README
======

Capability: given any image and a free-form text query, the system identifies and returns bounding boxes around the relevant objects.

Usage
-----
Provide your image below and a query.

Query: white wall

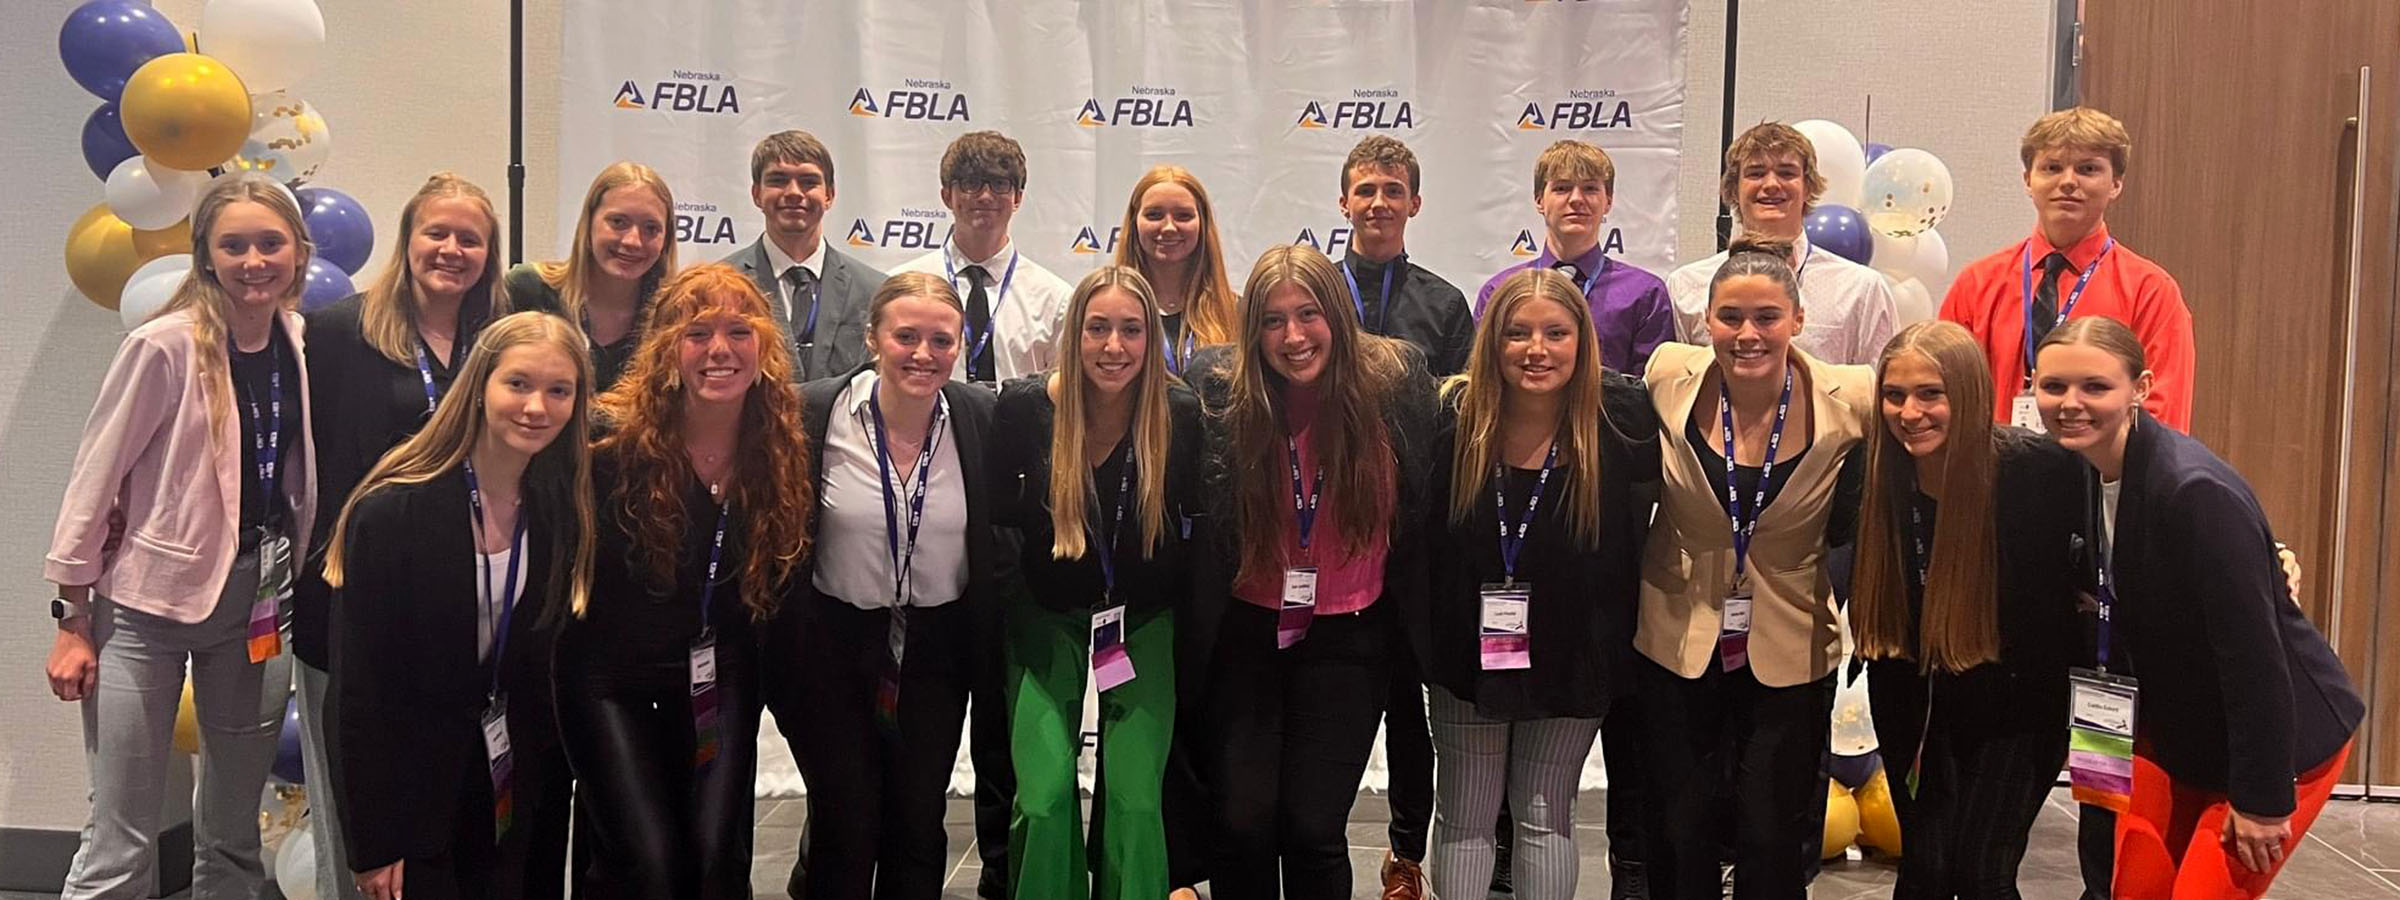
[0,0,2050,834]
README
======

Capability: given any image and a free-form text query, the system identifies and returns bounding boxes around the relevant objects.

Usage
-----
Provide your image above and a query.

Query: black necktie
[784,266,818,378]
[962,264,994,382]
[1550,259,1583,288]
[2029,252,2073,346]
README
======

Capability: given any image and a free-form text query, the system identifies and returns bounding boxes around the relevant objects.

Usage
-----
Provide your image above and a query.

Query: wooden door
[2081,2,2400,790]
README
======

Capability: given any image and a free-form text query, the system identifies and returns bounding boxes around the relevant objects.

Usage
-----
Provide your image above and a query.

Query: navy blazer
[723,238,888,383]
[2083,410,2364,816]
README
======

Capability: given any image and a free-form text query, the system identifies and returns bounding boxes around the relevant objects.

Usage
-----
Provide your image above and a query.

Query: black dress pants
[1382,637,1434,861]
[1870,662,2070,900]
[1639,657,1835,900]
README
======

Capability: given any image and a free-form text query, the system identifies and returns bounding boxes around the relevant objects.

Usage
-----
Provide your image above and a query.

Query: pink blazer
[46,307,318,624]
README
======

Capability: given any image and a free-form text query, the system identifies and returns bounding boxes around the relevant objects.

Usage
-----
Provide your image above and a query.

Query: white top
[893,237,1073,382]
[811,369,970,610]
[2100,479,2122,560]
[761,237,828,324]
[1665,234,1901,366]
[475,544,529,661]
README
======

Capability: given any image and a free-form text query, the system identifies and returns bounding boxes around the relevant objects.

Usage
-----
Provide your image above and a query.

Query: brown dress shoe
[1381,849,1427,900]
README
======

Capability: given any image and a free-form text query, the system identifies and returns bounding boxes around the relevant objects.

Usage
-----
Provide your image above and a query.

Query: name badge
[1478,583,1531,670]
[690,632,722,768]
[689,633,718,689]
[2065,667,2140,814]
[1277,566,1319,649]
[246,531,294,663]
[1721,586,1754,634]
[481,699,515,838]
[1090,605,1137,692]
[2011,391,2045,432]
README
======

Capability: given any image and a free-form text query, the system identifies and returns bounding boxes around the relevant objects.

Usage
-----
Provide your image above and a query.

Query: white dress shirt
[811,369,970,610]
[1665,233,1900,366]
[762,236,826,325]
[893,237,1072,382]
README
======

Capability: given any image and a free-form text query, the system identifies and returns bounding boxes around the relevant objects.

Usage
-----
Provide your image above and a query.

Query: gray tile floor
[11,790,2395,899]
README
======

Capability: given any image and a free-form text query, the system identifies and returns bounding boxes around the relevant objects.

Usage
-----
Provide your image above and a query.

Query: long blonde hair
[538,162,678,327]
[1441,268,1606,549]
[1852,320,2001,672]
[1219,244,1404,583]
[322,312,597,618]
[1114,165,1238,347]
[1047,266,1173,560]
[357,173,511,364]
[151,172,313,441]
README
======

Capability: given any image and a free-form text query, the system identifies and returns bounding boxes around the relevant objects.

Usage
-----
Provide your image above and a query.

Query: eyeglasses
[948,178,1019,197]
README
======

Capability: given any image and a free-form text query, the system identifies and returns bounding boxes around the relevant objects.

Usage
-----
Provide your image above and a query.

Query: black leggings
[556,635,761,900]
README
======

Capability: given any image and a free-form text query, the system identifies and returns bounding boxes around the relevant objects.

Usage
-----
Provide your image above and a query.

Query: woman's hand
[355,860,405,900]
[2223,808,2291,873]
[46,624,97,702]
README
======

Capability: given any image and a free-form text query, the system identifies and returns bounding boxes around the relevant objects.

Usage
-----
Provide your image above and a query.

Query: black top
[1866,430,2086,762]
[1424,373,1661,719]
[2083,410,2364,816]
[294,291,517,668]
[503,263,647,393]
[570,444,755,689]
[230,328,304,545]
[330,469,567,870]
[1342,248,1476,377]
[990,376,1206,617]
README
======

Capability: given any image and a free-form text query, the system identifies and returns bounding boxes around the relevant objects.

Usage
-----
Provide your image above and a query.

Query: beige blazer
[1635,342,1872,687]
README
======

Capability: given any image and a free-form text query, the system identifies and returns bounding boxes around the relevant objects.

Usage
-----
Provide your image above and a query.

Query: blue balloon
[1804,203,1873,265]
[296,187,375,276]
[58,0,185,102]
[272,696,306,784]
[301,258,355,312]
[1829,752,1881,790]
[80,102,140,181]
[1864,142,1894,165]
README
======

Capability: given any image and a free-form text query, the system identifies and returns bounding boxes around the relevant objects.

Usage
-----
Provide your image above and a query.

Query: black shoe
[1490,840,1514,896]
[978,863,1007,900]
[1610,856,1649,900]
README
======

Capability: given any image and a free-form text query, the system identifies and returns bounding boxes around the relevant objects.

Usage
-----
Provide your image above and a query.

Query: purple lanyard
[1493,440,1559,584]
[1720,364,1794,581]
[698,502,729,633]
[411,343,443,415]
[1283,433,1326,550]
[234,338,284,506]
[1091,452,1133,604]
[1162,323,1195,376]
[944,247,1021,366]
[1340,259,1399,333]
[1907,499,1930,589]
[2018,238,2115,379]
[463,457,528,704]
[869,391,948,607]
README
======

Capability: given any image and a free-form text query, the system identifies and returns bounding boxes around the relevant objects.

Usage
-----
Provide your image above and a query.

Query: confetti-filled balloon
[1862,149,1956,239]
[227,91,332,184]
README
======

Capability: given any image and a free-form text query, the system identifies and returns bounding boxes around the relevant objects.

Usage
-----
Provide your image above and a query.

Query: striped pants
[1426,685,1603,900]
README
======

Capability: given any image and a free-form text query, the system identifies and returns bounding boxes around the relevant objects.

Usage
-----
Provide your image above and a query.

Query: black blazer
[330,469,567,870]
[1183,342,1442,693]
[2086,410,2364,816]
[758,366,1014,716]
[989,375,1207,618]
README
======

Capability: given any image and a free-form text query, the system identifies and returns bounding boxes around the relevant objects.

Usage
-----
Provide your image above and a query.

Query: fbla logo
[1078,86,1195,128]
[1510,230,1542,257]
[849,208,953,250]
[673,201,739,246]
[612,70,739,114]
[1070,225,1121,255]
[1298,90,1416,130]
[1516,89,1633,131]
[1295,227,1351,257]
[853,79,971,121]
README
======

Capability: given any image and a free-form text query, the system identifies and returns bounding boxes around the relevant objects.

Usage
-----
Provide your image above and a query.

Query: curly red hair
[594,264,813,621]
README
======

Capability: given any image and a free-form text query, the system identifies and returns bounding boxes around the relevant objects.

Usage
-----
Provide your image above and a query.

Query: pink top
[1234,382,1390,614]
[46,308,318,624]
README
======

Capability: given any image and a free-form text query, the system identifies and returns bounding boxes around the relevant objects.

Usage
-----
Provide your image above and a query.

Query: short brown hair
[1532,140,1615,197]
[750,130,836,189]
[1719,122,1827,213]
[2020,107,2130,177]
[940,130,1028,191]
[1341,135,1420,193]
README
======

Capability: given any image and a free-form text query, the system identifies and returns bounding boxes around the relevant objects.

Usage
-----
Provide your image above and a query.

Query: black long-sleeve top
[502,263,649,394]
[564,444,758,691]
[230,328,304,546]
[990,376,1206,618]
[1423,372,1662,719]
[1342,248,1476,377]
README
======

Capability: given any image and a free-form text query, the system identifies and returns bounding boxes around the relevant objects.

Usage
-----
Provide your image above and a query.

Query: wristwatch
[51,597,87,620]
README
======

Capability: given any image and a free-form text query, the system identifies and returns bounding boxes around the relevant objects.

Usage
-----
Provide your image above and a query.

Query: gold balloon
[173,680,201,755]
[120,53,253,171]
[1857,768,1904,856]
[1822,780,1861,860]
[133,220,194,260]
[65,203,142,310]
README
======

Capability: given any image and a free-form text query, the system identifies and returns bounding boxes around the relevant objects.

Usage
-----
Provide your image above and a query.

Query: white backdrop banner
[559,0,1690,796]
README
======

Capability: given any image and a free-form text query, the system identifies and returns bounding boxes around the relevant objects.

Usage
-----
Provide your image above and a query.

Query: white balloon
[198,0,327,94]
[1870,231,1918,278]
[1871,228,1951,287]
[1862,149,1956,238]
[1889,275,1935,327]
[120,254,194,331]
[1792,119,1867,209]
[275,819,320,900]
[228,91,332,184]
[105,157,209,231]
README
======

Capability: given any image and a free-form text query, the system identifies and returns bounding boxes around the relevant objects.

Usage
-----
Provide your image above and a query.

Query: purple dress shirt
[1476,242,1677,374]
